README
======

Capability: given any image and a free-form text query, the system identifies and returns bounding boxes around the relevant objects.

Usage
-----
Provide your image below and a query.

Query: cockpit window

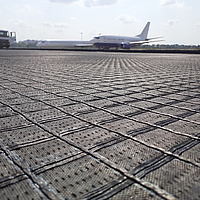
[94,37,100,39]
[0,31,9,37]
[41,41,45,43]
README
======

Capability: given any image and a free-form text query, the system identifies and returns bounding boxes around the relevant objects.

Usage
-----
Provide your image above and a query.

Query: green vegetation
[10,40,39,48]
[10,40,200,51]
[138,44,200,50]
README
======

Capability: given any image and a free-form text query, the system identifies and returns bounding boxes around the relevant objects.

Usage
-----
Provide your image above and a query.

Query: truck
[0,30,16,49]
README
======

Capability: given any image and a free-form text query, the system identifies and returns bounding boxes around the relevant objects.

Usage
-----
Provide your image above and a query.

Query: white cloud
[70,17,77,21]
[160,0,175,6]
[159,0,186,8]
[54,22,69,28]
[56,29,64,33]
[196,23,200,28]
[48,0,118,6]
[43,22,52,27]
[84,0,118,7]
[11,19,32,29]
[43,22,69,28]
[8,5,41,13]
[118,14,137,24]
[167,19,178,26]
[22,5,41,13]
[48,0,78,4]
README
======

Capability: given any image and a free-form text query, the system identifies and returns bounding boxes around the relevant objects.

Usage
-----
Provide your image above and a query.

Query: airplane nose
[90,39,94,44]
[36,42,41,47]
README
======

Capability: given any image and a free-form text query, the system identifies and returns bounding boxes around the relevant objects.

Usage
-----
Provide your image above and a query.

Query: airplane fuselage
[36,40,92,48]
[89,35,143,49]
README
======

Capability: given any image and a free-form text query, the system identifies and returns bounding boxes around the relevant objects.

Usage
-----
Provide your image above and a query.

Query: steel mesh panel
[125,87,145,93]
[131,111,170,124]
[165,121,200,137]
[0,115,31,131]
[0,92,20,99]
[0,106,17,117]
[0,153,24,181]
[1,83,22,89]
[164,94,187,100]
[60,103,95,115]
[0,179,47,200]
[111,89,131,95]
[42,116,89,134]
[78,110,117,124]
[148,97,173,104]
[142,90,164,96]
[72,94,99,102]
[88,99,114,108]
[102,118,146,134]
[175,101,200,111]
[144,159,200,200]
[185,113,200,123]
[39,155,121,199]
[0,125,52,147]
[155,106,190,116]
[134,129,188,151]
[4,96,35,105]
[30,94,59,101]
[65,126,121,149]
[27,108,67,122]
[14,102,51,112]
[96,139,161,172]
[92,91,115,98]
[14,139,81,169]
[41,87,66,94]
[109,183,162,200]
[44,98,76,107]
[127,100,159,109]
[186,97,200,104]
[108,95,133,102]
[57,91,82,97]
[105,104,140,116]
[76,88,98,94]
[22,90,47,97]
[181,143,200,164]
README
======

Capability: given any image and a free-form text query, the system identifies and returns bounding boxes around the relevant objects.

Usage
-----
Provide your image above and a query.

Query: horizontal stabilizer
[129,39,164,47]
[147,36,164,41]
[148,39,165,43]
[129,41,149,45]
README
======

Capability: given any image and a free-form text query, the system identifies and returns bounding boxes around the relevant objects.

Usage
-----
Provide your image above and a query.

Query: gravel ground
[0,50,200,200]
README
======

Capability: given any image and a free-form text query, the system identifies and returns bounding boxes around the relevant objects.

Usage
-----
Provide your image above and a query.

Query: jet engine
[120,43,130,49]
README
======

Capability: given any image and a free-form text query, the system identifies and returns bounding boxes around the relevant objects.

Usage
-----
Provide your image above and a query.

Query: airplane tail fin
[137,22,150,40]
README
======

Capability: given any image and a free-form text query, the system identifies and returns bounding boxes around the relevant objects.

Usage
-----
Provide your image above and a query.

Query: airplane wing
[147,36,164,41]
[129,38,164,46]
[129,41,149,45]
[148,39,165,43]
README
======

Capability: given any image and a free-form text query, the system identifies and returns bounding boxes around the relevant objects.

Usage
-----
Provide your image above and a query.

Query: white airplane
[36,40,93,49]
[36,22,163,49]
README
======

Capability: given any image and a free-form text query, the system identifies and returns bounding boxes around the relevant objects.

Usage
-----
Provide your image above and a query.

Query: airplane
[36,40,93,49]
[36,22,163,49]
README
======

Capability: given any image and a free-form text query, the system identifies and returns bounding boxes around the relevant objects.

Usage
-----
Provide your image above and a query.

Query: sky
[1,0,200,44]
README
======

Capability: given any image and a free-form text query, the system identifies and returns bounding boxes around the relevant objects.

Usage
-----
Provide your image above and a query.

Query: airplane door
[103,36,106,43]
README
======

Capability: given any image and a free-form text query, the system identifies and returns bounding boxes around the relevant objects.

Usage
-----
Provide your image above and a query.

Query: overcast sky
[1,0,200,44]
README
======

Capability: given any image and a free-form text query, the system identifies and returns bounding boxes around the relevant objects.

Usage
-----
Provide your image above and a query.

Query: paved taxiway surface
[0,50,200,200]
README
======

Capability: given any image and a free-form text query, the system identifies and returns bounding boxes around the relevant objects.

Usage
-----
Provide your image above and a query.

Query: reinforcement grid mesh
[0,50,200,200]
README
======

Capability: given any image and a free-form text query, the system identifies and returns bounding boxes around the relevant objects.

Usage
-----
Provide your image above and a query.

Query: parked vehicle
[0,30,16,49]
